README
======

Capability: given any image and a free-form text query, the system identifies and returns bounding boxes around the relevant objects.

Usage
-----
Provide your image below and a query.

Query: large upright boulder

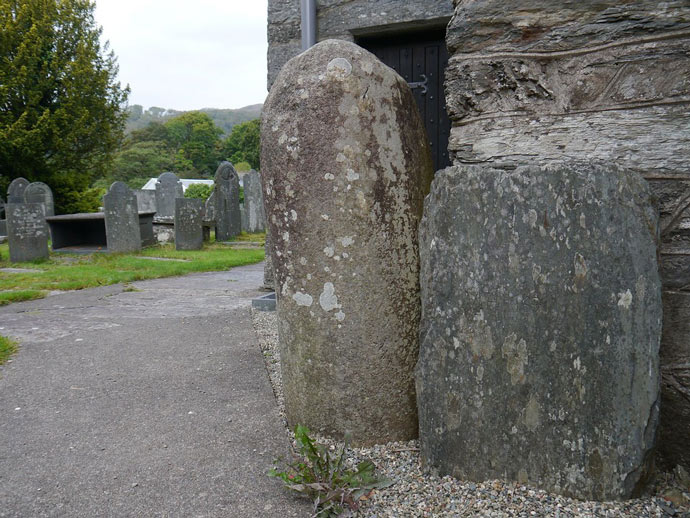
[417,162,661,500]
[443,1,690,468]
[262,40,434,445]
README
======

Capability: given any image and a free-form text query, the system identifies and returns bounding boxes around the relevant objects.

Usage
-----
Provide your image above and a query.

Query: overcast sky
[93,1,269,111]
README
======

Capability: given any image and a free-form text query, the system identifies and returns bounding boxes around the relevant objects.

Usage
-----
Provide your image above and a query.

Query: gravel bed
[251,309,690,518]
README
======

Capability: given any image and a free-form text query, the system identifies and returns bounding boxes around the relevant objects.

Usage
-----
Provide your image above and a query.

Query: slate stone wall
[443,0,690,470]
[267,0,454,89]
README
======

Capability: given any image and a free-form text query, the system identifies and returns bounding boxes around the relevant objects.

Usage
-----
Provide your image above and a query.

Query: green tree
[221,118,260,170]
[0,0,129,213]
[184,183,213,200]
[164,111,222,176]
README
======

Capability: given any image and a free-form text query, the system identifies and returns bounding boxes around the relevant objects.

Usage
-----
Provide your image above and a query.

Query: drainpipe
[300,0,317,51]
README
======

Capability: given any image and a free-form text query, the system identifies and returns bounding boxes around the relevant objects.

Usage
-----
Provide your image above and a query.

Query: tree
[221,118,260,170]
[163,111,222,177]
[0,0,129,213]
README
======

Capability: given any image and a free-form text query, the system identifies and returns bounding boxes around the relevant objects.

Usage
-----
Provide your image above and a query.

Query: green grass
[0,239,265,305]
[0,335,18,365]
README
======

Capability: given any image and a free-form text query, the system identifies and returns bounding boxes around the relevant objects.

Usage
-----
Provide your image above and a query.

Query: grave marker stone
[7,178,29,204]
[103,182,141,253]
[243,169,265,233]
[24,182,55,217]
[154,172,183,219]
[6,203,49,262]
[174,198,203,250]
[416,162,662,500]
[214,162,241,241]
[262,40,434,445]
[135,189,157,214]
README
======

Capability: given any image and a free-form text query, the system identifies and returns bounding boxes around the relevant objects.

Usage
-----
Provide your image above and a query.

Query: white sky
[93,0,269,111]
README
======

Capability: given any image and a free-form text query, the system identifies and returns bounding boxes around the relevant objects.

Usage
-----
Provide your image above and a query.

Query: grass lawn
[0,335,18,365]
[0,233,265,306]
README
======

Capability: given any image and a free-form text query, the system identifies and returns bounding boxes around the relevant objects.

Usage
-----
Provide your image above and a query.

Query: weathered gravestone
[154,172,183,219]
[174,198,203,250]
[6,203,49,262]
[242,170,265,233]
[416,162,661,500]
[7,178,30,204]
[24,182,55,217]
[262,39,434,445]
[135,189,157,214]
[213,162,241,241]
[103,182,141,253]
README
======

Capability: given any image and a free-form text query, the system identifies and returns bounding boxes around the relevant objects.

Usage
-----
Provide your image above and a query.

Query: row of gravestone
[0,178,55,236]
[140,167,265,243]
[262,40,666,501]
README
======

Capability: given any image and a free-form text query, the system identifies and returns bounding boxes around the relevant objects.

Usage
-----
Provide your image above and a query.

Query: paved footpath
[0,262,309,517]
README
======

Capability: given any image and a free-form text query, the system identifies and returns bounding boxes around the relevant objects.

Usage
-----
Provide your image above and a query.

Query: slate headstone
[154,172,183,219]
[103,182,141,253]
[135,189,157,214]
[243,170,265,233]
[213,162,241,241]
[416,162,661,500]
[24,182,55,217]
[6,203,50,262]
[174,198,203,250]
[262,40,434,445]
[7,178,29,204]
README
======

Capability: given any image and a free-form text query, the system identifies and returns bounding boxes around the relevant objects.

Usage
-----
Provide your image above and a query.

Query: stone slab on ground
[0,262,309,517]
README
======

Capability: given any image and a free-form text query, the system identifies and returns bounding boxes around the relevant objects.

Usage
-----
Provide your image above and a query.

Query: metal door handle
[408,74,428,95]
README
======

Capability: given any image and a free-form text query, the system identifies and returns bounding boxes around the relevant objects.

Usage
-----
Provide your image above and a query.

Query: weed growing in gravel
[270,425,393,517]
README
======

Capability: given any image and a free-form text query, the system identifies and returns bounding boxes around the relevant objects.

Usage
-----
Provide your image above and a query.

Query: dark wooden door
[358,30,451,171]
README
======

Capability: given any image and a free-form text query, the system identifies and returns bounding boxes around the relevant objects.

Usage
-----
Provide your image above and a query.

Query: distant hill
[125,104,263,135]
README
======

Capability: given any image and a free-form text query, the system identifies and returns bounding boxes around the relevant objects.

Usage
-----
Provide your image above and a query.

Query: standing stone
[24,182,55,217]
[6,203,49,262]
[103,182,141,253]
[154,172,183,219]
[443,1,690,468]
[174,198,203,250]
[213,162,241,241]
[7,178,29,204]
[417,162,661,500]
[243,170,266,233]
[262,40,434,445]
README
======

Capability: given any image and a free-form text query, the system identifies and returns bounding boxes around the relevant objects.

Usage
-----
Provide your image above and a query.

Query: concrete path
[0,263,309,517]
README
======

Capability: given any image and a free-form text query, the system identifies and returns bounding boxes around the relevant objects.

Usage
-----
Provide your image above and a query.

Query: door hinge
[408,74,428,95]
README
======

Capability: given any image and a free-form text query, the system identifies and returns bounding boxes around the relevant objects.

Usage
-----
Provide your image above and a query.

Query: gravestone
[243,170,265,233]
[103,182,141,253]
[262,40,434,445]
[24,182,55,217]
[135,189,157,214]
[202,190,216,242]
[174,198,203,250]
[6,203,50,262]
[416,162,661,500]
[154,172,183,219]
[213,162,241,241]
[7,178,29,204]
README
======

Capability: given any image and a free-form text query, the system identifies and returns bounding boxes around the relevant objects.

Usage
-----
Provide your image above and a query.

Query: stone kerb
[261,39,434,445]
[213,162,241,241]
[154,172,183,220]
[416,162,661,500]
[24,182,55,217]
[7,178,30,204]
[174,198,203,250]
[103,181,141,253]
[243,170,266,233]
[6,202,50,262]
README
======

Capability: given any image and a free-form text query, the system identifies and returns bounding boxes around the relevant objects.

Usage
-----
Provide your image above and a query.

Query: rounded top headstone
[24,181,52,199]
[214,161,238,182]
[108,181,131,195]
[157,172,180,186]
[7,177,30,202]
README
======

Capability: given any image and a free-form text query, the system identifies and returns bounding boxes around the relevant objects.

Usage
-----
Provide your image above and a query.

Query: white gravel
[252,309,690,518]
